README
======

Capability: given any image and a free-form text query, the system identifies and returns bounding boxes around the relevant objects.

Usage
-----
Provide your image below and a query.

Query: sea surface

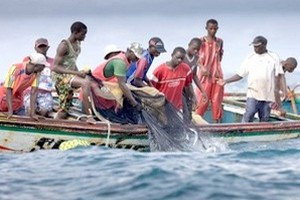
[1,138,300,200]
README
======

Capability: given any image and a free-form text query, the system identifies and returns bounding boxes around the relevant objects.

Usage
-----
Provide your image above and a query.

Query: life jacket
[0,62,37,111]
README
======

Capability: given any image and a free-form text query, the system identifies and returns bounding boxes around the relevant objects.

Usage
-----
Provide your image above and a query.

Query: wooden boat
[199,96,300,144]
[1,95,300,153]
[0,114,149,153]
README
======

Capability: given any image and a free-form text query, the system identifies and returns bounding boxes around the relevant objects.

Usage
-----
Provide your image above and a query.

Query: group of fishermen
[0,19,297,124]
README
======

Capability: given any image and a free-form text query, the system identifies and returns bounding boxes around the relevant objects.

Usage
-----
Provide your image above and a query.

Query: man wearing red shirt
[150,47,194,111]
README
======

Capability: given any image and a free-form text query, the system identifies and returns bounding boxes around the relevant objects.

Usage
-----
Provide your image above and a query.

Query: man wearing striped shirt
[195,19,224,123]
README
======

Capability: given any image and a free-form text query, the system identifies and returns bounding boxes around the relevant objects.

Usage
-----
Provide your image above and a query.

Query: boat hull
[1,98,300,153]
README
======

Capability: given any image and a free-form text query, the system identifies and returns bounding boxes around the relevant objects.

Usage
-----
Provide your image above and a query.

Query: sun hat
[104,44,122,59]
[128,42,144,59]
[149,37,166,53]
[250,36,268,46]
[29,52,50,67]
[35,38,49,47]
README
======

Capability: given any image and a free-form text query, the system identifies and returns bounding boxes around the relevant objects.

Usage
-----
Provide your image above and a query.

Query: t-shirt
[149,62,192,110]
[126,50,153,85]
[0,62,38,111]
[236,51,283,102]
[104,59,127,78]
[183,54,199,73]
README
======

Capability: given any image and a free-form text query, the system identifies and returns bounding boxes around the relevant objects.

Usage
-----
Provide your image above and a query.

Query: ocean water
[1,138,300,200]
[1,1,300,199]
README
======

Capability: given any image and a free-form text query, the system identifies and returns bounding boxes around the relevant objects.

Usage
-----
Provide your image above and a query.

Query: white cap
[128,42,143,59]
[104,44,122,59]
[29,52,50,67]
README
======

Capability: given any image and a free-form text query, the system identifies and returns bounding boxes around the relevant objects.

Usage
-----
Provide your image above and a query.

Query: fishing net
[132,90,209,152]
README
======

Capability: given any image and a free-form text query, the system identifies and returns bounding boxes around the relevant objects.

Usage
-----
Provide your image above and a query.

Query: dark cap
[149,37,166,53]
[35,38,49,47]
[250,36,268,46]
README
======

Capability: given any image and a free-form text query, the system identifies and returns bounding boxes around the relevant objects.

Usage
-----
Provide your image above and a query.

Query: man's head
[28,52,50,73]
[71,21,87,41]
[34,38,49,56]
[284,57,298,73]
[104,44,122,60]
[187,38,201,56]
[127,42,144,62]
[250,36,268,54]
[148,37,166,57]
[205,19,218,37]
[170,47,186,67]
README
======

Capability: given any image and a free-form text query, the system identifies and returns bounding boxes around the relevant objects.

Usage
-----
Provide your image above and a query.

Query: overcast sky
[1,0,299,17]
[1,0,300,90]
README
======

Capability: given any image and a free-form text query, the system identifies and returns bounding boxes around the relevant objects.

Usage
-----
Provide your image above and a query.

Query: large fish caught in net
[132,89,209,152]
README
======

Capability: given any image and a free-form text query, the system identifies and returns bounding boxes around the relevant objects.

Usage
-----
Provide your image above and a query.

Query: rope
[88,90,111,147]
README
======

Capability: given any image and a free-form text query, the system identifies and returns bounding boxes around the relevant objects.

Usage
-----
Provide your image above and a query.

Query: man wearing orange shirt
[0,53,50,120]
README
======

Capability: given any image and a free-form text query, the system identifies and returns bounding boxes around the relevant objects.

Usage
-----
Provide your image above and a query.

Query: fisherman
[52,21,104,123]
[0,53,49,120]
[271,57,298,116]
[278,57,297,100]
[182,37,207,122]
[91,42,144,124]
[149,47,194,111]
[23,38,54,117]
[217,36,283,122]
[126,37,166,87]
[195,19,224,123]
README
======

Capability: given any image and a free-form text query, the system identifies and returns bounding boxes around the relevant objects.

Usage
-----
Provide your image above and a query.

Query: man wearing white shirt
[217,36,282,122]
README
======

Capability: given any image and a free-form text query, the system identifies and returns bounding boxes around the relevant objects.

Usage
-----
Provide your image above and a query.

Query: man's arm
[275,75,283,107]
[193,74,206,94]
[29,86,39,120]
[217,74,243,86]
[278,74,288,100]
[117,76,139,107]
[133,58,148,87]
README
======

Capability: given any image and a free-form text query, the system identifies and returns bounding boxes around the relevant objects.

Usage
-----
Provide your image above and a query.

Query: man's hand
[30,113,45,121]
[216,78,226,86]
[77,70,87,78]
[201,92,208,103]
[201,67,210,77]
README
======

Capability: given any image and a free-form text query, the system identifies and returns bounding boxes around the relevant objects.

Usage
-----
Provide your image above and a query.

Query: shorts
[53,74,75,111]
[24,91,53,113]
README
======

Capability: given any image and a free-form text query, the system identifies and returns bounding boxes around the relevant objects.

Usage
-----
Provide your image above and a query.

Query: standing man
[52,21,95,122]
[183,37,207,122]
[149,47,194,111]
[0,53,49,120]
[217,36,283,122]
[195,19,224,123]
[126,37,166,87]
[24,38,54,117]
